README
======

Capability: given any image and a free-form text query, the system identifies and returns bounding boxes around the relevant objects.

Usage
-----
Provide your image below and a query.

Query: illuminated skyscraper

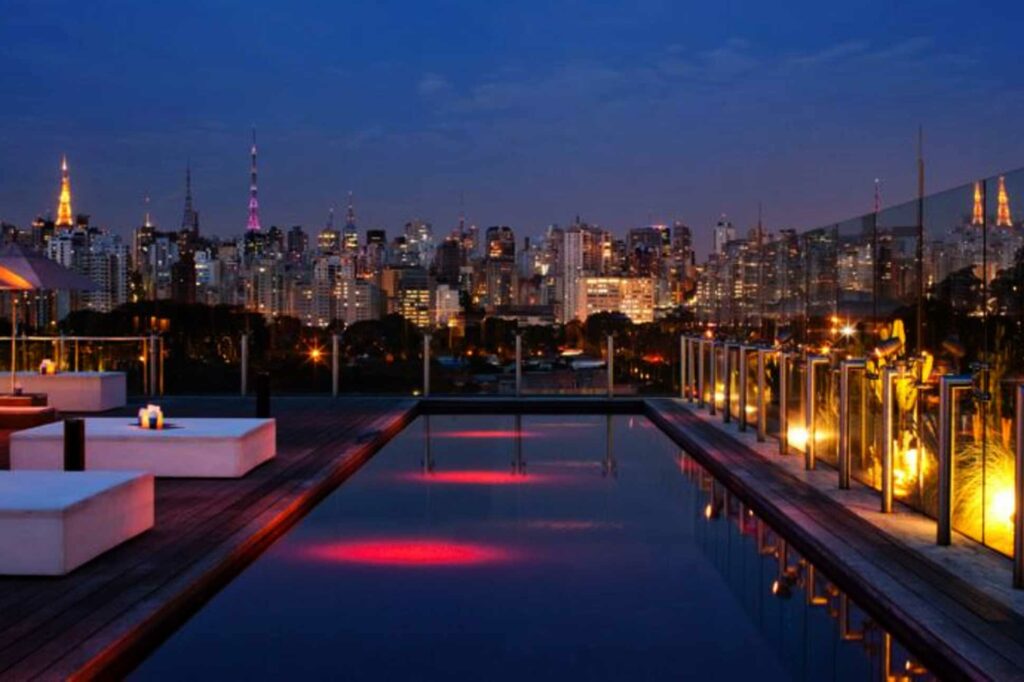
[343,192,358,251]
[56,156,73,228]
[246,129,261,231]
[181,162,199,234]
[997,176,1013,227]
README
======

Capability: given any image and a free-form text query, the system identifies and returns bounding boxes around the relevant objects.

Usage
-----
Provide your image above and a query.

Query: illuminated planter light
[787,426,809,451]
[137,404,165,430]
[38,359,57,375]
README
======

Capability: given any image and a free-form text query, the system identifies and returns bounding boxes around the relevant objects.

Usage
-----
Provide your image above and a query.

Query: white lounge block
[11,418,276,478]
[15,371,127,412]
[0,471,154,576]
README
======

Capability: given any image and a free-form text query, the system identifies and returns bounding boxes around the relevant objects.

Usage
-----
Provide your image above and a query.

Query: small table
[14,372,126,412]
[0,471,154,575]
[11,418,277,478]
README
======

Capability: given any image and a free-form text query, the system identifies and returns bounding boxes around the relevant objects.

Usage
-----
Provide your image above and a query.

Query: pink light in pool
[401,470,548,485]
[304,539,513,566]
[430,429,540,439]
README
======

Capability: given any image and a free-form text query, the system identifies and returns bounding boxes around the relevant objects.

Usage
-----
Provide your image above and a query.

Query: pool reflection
[133,414,935,681]
[685,455,935,681]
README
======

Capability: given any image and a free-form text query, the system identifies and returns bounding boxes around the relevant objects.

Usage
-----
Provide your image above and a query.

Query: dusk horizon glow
[3,0,1024,256]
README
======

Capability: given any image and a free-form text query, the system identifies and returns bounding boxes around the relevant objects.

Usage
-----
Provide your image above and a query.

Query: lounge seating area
[0,470,154,576]
[13,371,127,412]
[10,417,277,478]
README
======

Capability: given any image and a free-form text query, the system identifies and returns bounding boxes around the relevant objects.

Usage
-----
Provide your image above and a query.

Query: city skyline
[3,0,1024,254]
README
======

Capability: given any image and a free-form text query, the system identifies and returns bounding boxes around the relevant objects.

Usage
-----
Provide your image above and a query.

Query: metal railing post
[148,333,158,397]
[515,334,522,397]
[880,365,902,513]
[1015,384,1024,588]
[779,352,789,454]
[679,336,686,400]
[240,333,248,396]
[938,375,972,545]
[331,334,340,397]
[158,336,165,396]
[838,359,867,489]
[723,345,733,424]
[423,334,431,397]
[709,342,718,416]
[756,348,768,442]
[805,354,829,470]
[606,335,614,398]
[687,337,696,403]
[697,339,706,408]
[738,347,748,431]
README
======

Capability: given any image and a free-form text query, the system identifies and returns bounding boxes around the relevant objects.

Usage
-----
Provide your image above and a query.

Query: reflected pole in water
[422,415,434,474]
[602,414,617,478]
[512,413,525,475]
[515,333,522,397]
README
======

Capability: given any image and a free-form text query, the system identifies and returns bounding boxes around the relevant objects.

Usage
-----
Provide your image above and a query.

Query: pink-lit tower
[246,128,261,231]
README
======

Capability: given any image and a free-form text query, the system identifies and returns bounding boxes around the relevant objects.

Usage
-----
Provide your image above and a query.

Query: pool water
[133,415,931,680]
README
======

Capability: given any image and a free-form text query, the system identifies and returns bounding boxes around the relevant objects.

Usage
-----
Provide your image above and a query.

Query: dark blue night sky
[1,0,1022,254]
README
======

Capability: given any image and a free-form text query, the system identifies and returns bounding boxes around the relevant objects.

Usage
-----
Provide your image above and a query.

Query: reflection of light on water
[432,430,540,439]
[303,539,514,566]
[400,471,545,485]
[525,520,624,531]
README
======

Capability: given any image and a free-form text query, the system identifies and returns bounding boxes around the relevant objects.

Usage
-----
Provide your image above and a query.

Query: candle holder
[137,404,165,430]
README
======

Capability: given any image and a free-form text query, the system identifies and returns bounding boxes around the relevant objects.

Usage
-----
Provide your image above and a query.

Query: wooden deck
[0,396,416,681]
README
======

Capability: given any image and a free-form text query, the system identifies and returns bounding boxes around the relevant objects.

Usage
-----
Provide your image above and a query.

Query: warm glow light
[308,347,323,362]
[303,539,514,566]
[992,489,1016,524]
[840,324,856,338]
[787,426,809,450]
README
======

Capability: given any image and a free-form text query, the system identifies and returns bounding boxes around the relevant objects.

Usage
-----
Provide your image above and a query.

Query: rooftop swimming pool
[133,414,934,680]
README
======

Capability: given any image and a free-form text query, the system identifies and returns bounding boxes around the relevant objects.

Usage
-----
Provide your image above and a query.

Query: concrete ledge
[10,418,276,478]
[0,471,154,576]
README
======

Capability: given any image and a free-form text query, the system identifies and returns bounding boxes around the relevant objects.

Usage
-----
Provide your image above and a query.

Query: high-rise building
[343,192,358,252]
[575,276,655,324]
[713,215,736,254]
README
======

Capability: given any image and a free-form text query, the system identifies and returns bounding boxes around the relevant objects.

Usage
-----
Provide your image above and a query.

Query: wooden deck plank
[0,397,416,681]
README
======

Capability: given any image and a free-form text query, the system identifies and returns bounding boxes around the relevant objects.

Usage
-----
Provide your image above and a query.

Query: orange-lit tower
[971,181,984,226]
[996,176,1012,227]
[56,155,73,227]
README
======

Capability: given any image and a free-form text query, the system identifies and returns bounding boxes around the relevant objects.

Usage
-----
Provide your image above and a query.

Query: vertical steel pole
[1014,384,1024,587]
[709,343,718,416]
[839,359,866,489]
[687,338,696,403]
[723,345,734,424]
[779,352,789,454]
[606,335,614,398]
[141,338,149,396]
[881,365,900,513]
[158,336,165,396]
[805,355,829,470]
[240,333,248,396]
[938,375,972,546]
[756,349,767,442]
[739,347,748,431]
[149,333,158,397]
[423,334,431,397]
[680,336,686,399]
[515,334,522,397]
[331,334,340,397]
[697,339,706,408]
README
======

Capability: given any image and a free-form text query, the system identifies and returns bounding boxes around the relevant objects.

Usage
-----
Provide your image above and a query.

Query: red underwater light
[304,539,513,566]
[401,470,546,485]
